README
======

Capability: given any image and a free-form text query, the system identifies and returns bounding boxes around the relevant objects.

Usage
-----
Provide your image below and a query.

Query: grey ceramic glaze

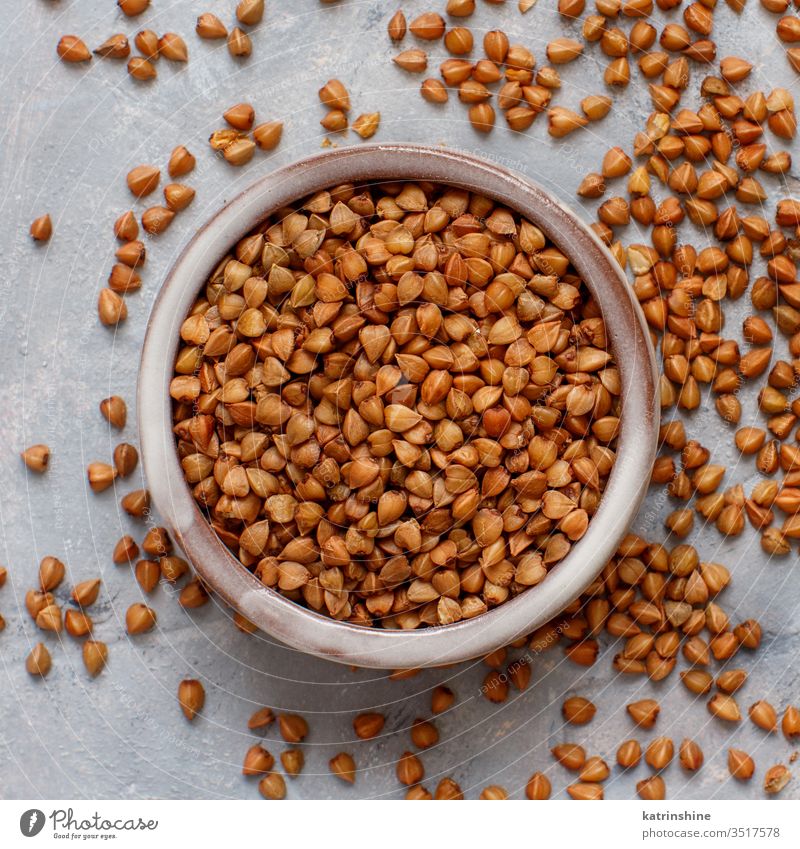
[138,143,659,669]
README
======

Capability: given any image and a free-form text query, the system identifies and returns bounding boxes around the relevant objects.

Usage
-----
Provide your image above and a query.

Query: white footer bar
[1,799,797,848]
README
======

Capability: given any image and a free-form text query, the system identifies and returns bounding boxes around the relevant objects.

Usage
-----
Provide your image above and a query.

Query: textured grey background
[0,0,798,800]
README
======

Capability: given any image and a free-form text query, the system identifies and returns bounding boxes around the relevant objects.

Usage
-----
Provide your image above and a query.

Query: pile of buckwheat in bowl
[170,179,622,629]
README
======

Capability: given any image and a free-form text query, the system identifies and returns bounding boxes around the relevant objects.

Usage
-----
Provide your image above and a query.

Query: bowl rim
[138,142,658,669]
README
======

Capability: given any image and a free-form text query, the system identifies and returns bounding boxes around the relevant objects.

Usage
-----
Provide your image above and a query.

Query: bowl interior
[138,143,659,669]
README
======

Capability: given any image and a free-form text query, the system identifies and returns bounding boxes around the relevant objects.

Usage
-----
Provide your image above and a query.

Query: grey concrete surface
[0,0,799,800]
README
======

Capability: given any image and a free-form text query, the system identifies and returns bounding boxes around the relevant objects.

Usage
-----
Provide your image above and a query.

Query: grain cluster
[172,180,620,627]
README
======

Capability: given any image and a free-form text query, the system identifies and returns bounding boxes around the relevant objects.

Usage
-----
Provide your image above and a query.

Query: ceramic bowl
[138,143,658,669]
